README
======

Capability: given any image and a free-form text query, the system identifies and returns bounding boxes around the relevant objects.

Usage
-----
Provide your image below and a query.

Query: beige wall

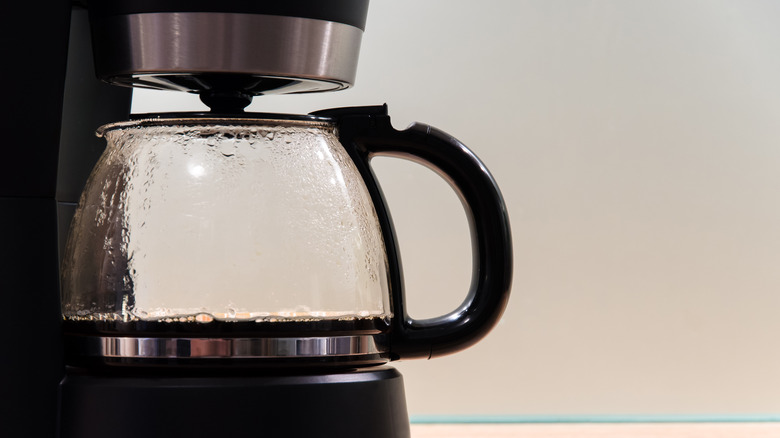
[132,0,780,418]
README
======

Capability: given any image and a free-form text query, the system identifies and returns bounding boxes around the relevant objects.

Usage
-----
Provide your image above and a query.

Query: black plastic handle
[312,105,512,360]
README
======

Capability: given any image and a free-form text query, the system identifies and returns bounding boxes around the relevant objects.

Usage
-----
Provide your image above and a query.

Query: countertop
[409,423,780,437]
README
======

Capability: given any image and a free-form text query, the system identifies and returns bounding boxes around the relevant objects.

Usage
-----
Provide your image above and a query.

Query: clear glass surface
[61,118,390,326]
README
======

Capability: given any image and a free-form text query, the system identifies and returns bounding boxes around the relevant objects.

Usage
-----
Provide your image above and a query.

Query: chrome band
[71,335,384,359]
[92,12,364,94]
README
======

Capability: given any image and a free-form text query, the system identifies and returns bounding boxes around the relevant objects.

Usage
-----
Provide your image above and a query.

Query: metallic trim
[71,335,384,359]
[92,12,364,94]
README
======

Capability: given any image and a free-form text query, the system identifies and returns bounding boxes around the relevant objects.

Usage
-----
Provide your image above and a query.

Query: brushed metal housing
[91,12,365,95]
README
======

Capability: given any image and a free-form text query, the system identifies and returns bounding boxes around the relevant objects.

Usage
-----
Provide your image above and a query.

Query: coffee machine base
[58,366,410,438]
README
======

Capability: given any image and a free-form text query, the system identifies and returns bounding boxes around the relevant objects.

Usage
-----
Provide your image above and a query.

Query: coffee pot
[61,105,511,367]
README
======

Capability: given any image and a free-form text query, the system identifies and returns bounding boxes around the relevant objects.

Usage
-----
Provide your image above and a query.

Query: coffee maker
[0,1,511,437]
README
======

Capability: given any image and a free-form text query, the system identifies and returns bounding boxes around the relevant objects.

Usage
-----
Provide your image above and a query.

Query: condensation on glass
[61,118,390,326]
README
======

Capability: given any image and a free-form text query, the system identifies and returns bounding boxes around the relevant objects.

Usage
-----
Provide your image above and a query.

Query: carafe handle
[312,105,512,360]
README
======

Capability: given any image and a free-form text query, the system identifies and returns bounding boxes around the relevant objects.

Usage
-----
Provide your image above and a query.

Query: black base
[58,366,410,438]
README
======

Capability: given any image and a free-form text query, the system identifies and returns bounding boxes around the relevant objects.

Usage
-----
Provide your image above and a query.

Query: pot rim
[96,112,335,137]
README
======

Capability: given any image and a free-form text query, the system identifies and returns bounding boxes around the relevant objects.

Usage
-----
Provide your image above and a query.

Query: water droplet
[265,131,274,140]
[219,142,235,157]
[196,314,214,323]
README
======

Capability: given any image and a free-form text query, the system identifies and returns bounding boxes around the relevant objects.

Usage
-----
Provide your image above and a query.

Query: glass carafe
[61,105,512,367]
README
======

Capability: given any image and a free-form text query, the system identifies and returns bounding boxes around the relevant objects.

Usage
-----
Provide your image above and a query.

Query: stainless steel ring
[91,12,364,94]
[70,335,385,359]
